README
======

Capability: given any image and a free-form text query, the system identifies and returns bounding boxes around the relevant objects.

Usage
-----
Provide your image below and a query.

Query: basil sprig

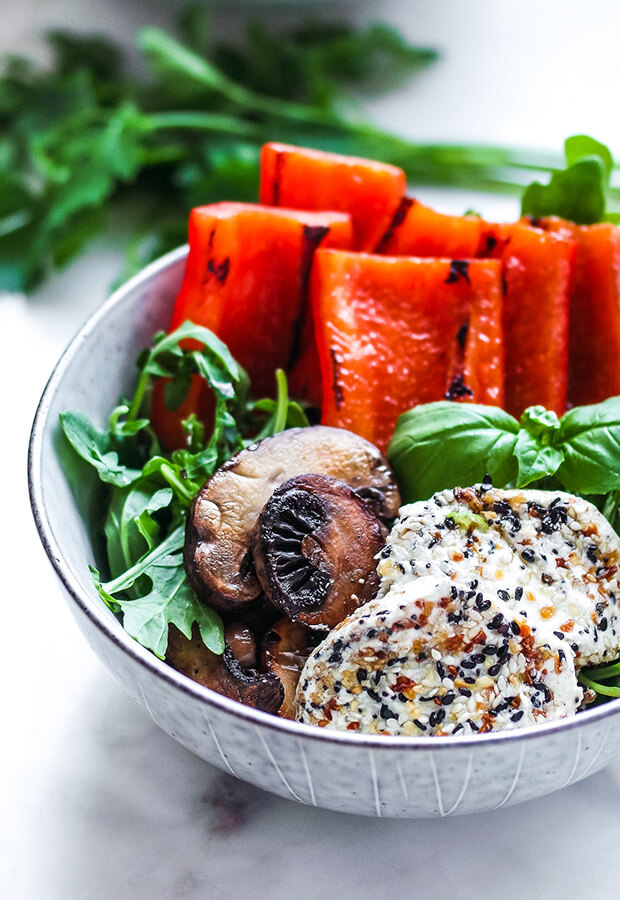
[388,397,620,504]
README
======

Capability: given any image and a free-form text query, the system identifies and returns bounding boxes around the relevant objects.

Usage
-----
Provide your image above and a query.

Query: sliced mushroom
[166,623,283,713]
[260,618,322,719]
[185,425,400,613]
[253,473,385,628]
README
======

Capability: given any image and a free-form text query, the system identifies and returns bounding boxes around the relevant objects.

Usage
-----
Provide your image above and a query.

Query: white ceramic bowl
[28,246,620,818]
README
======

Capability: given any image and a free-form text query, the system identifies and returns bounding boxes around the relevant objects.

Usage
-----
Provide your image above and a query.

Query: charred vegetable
[260,618,321,719]
[184,425,400,613]
[253,474,385,628]
[166,622,283,712]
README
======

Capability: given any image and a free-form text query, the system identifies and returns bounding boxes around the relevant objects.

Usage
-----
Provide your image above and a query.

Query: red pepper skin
[153,203,352,449]
[477,221,575,418]
[526,217,620,408]
[312,250,503,452]
[376,198,484,257]
[151,375,212,453]
[259,143,406,252]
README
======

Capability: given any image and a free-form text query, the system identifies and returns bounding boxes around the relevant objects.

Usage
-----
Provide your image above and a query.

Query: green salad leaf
[61,321,305,659]
[387,401,519,502]
[521,134,616,224]
[388,396,620,505]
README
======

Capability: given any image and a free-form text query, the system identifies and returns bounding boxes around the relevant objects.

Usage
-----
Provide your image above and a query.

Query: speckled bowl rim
[27,244,620,754]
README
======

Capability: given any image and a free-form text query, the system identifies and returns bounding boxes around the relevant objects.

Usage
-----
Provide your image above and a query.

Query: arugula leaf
[104,483,173,581]
[59,410,141,486]
[514,406,564,487]
[387,401,520,502]
[93,526,225,657]
[557,397,620,494]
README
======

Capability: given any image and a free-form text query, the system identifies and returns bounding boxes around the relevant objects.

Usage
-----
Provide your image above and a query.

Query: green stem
[272,369,289,435]
[103,524,184,594]
[144,111,263,138]
[158,462,195,505]
[578,673,620,698]
[127,369,150,423]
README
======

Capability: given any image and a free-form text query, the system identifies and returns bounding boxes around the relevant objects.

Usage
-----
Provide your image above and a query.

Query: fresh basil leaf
[521,156,607,225]
[564,134,613,179]
[59,410,140,486]
[388,401,520,502]
[514,405,564,487]
[558,397,620,493]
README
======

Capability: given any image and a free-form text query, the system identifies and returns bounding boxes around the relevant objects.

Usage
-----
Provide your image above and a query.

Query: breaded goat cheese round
[295,576,581,736]
[377,486,620,667]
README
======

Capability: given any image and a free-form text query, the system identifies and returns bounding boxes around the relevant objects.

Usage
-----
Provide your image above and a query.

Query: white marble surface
[5,1,620,897]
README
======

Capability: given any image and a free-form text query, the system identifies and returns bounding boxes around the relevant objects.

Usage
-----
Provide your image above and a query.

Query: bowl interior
[31,248,188,621]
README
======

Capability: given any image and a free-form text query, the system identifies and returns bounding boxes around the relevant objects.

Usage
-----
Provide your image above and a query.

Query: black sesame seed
[463,676,476,684]
[471,653,486,664]
[553,631,565,641]
[413,719,427,731]
[458,687,472,697]
[429,709,446,727]
[511,711,524,723]
[510,621,521,635]
[515,586,523,602]
[381,703,396,721]
[366,688,380,702]
[441,692,456,706]
[356,668,367,683]
[483,645,498,656]
[497,589,510,602]
[586,545,598,565]
[489,613,504,630]
[600,617,609,632]
[488,663,502,676]
[521,548,536,563]
[366,628,378,639]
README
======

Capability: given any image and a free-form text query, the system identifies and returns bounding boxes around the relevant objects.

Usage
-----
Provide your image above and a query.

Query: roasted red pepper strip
[477,221,575,418]
[312,250,503,452]
[260,142,405,251]
[525,216,620,408]
[153,203,352,449]
[376,197,484,257]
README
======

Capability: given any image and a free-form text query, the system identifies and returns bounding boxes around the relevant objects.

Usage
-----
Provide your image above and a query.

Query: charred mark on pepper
[330,346,345,410]
[445,260,470,284]
[456,322,469,349]
[208,227,216,251]
[445,373,474,400]
[374,196,414,253]
[479,233,497,256]
[288,225,330,369]
[207,257,230,283]
[272,152,285,205]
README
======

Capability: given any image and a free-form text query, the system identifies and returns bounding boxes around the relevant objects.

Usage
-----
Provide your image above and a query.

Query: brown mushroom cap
[185,426,400,613]
[166,623,283,713]
[260,618,322,719]
[253,473,385,629]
